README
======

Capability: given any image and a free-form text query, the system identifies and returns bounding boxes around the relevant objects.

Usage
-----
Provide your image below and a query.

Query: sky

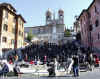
[0,0,93,28]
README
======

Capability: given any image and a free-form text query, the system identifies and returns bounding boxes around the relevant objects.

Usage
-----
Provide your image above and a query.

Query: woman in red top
[95,56,99,67]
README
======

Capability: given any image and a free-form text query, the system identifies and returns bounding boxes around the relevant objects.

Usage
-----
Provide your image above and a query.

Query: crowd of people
[20,42,99,77]
[21,42,79,63]
[3,41,99,77]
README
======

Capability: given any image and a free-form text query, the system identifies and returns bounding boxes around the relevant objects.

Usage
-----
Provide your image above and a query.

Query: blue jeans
[0,70,3,75]
[0,70,8,76]
[73,66,79,77]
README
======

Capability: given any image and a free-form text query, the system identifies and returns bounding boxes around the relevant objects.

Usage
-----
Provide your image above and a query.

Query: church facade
[25,9,65,44]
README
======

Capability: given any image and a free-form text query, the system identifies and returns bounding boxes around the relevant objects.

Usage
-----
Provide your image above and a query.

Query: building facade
[78,9,90,47]
[78,0,100,52]
[25,9,65,44]
[0,3,26,53]
[74,16,81,33]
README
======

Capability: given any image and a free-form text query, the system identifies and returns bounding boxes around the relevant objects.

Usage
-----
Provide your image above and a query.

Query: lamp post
[0,44,2,58]
[0,34,2,59]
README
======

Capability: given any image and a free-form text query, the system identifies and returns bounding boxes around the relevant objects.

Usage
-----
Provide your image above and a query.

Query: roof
[87,0,95,11]
[59,9,64,13]
[24,25,46,28]
[0,3,16,12]
[17,14,26,23]
[0,6,16,17]
[77,9,87,20]
[77,0,95,21]
[0,3,26,23]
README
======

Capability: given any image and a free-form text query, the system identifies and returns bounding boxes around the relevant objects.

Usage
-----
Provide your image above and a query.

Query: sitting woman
[13,64,21,77]
[0,62,9,76]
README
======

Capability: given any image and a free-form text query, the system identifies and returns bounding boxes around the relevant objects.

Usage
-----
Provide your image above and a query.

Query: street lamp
[0,35,2,58]
[0,45,2,58]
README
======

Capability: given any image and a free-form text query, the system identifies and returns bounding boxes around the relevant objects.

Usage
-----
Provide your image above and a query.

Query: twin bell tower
[45,9,64,25]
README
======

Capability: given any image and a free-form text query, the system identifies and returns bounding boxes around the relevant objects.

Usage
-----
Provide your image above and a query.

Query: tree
[27,30,33,42]
[64,29,71,37]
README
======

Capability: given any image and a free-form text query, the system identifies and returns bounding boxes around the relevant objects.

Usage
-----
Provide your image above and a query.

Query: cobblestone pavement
[1,68,100,79]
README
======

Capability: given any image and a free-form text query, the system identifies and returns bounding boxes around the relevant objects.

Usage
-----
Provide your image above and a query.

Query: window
[88,12,91,18]
[89,25,93,31]
[95,6,97,13]
[22,32,23,37]
[3,24,8,31]
[12,28,15,34]
[81,29,83,35]
[98,33,100,40]
[38,28,40,33]
[59,14,63,19]
[40,28,44,33]
[13,17,16,23]
[19,30,21,36]
[11,39,15,44]
[47,15,50,19]
[95,20,99,27]
[20,20,22,26]
[84,16,85,21]
[5,10,8,19]
[2,37,7,43]
[85,29,87,34]
[18,19,22,26]
[22,23,23,28]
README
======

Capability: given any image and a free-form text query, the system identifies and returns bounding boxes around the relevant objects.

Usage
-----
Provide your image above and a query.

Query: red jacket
[96,58,99,64]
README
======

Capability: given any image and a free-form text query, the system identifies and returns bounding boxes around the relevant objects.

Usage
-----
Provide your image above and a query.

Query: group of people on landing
[0,62,21,77]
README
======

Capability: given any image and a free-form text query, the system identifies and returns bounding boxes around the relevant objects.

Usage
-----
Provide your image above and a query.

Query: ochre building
[0,3,26,52]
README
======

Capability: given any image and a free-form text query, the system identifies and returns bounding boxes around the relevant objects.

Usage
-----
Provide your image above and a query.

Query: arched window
[95,20,99,27]
[2,37,7,43]
[98,33,100,40]
[89,25,93,31]
[46,15,51,20]
[88,12,91,18]
[95,6,97,13]
[5,10,8,19]
[3,24,8,31]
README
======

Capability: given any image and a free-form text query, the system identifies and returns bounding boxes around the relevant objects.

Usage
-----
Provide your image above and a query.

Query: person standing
[72,55,79,77]
[87,53,94,71]
[67,57,74,74]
